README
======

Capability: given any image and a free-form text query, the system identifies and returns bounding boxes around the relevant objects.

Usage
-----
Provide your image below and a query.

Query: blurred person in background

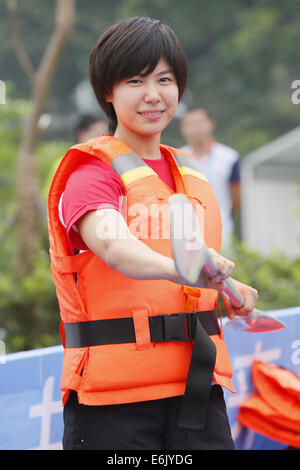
[75,112,108,143]
[180,107,241,249]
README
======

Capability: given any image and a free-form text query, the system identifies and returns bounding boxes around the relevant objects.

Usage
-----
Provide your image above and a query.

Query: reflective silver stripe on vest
[172,153,208,182]
[172,153,201,172]
[111,152,146,174]
[111,152,157,187]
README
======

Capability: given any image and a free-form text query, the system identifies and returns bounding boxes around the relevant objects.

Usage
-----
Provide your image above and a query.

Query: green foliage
[0,96,67,353]
[0,86,28,213]
[37,140,71,200]
[0,252,60,353]
[223,239,300,311]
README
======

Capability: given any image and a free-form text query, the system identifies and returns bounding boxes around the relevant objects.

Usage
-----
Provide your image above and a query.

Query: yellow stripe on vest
[179,166,209,182]
[121,165,156,187]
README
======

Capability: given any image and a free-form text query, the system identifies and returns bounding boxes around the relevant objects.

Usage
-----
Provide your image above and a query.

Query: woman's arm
[78,208,234,290]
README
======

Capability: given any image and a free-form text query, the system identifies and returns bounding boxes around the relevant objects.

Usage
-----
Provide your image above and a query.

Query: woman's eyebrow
[156,69,174,76]
[136,68,174,78]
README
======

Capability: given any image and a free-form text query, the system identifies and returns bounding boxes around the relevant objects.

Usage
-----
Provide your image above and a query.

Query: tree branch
[5,0,36,88]
[22,0,75,155]
[36,0,75,91]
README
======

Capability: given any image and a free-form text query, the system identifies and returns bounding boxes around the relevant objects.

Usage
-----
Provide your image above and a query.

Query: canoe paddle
[168,193,285,333]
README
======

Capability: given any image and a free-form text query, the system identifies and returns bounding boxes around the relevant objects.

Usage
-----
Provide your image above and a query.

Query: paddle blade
[225,309,286,333]
[169,193,207,284]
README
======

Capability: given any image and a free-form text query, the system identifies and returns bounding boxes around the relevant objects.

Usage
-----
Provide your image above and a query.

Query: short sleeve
[229,159,240,183]
[61,152,125,250]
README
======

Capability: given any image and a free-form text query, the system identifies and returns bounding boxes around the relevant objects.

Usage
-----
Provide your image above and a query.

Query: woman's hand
[222,279,258,319]
[173,247,236,290]
[197,248,236,289]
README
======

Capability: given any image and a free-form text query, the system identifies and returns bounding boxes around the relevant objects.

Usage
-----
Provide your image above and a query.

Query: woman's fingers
[222,280,259,319]
[206,248,235,282]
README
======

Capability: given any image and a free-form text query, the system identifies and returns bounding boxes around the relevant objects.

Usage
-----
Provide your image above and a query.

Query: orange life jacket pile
[237,360,300,448]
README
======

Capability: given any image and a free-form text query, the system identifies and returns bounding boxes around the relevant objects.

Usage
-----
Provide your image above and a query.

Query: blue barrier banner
[0,306,299,450]
[223,306,300,450]
[0,346,64,450]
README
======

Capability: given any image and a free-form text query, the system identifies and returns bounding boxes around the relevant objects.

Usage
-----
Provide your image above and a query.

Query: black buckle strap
[64,311,219,348]
[158,313,198,342]
[159,311,219,342]
[161,313,189,342]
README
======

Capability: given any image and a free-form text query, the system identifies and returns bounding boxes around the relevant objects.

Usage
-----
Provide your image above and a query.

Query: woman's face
[106,58,179,141]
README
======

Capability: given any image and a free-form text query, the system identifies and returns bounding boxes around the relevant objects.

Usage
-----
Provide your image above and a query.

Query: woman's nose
[144,83,161,103]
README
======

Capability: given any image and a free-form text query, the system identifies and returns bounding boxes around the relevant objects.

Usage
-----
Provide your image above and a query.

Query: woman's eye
[128,79,141,85]
[159,77,171,83]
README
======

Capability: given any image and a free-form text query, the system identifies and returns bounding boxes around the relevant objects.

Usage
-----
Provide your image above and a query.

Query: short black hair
[89,17,188,133]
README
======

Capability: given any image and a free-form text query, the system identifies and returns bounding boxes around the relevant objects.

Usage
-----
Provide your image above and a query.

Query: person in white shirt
[180,107,240,249]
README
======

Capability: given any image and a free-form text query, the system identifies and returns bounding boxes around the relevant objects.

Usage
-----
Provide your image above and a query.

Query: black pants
[62,385,234,450]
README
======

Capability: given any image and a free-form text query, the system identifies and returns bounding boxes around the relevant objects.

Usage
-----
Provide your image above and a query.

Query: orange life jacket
[238,361,300,448]
[47,135,235,408]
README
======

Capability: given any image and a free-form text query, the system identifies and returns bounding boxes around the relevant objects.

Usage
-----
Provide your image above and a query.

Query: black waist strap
[63,311,220,348]
[63,310,219,432]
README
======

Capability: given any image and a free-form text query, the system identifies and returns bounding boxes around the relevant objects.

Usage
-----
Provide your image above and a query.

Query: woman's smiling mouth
[139,110,165,120]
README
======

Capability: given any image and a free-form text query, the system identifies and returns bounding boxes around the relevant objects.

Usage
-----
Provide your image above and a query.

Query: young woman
[48,16,258,450]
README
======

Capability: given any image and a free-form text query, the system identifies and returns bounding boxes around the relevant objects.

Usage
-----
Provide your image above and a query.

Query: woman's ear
[105,94,112,103]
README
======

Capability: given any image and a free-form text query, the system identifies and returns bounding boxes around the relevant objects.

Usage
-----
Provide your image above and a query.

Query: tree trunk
[8,0,75,272]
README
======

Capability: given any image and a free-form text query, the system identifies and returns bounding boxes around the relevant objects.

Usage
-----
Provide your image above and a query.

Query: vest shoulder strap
[74,136,158,188]
[72,135,133,165]
[161,145,209,183]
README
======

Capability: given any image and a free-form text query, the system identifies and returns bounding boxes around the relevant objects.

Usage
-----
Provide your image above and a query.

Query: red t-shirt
[60,149,176,251]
